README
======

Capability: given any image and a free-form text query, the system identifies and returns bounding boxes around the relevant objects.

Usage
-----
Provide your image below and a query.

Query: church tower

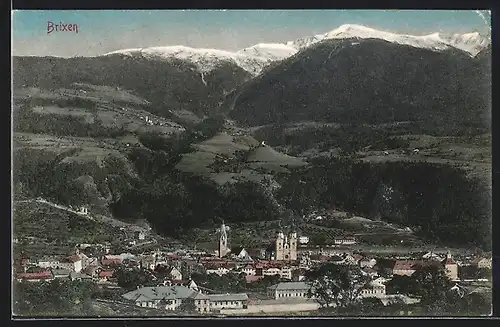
[289,232,298,261]
[274,230,297,261]
[218,222,230,258]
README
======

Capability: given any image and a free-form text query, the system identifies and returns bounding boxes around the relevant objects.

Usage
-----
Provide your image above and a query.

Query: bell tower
[218,221,230,258]
[289,232,298,261]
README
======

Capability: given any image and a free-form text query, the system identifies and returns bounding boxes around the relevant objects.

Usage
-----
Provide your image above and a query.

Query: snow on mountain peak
[104,24,490,76]
[288,24,489,56]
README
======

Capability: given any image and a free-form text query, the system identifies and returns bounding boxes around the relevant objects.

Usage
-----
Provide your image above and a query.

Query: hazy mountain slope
[13,55,253,122]
[105,43,298,76]
[226,38,489,134]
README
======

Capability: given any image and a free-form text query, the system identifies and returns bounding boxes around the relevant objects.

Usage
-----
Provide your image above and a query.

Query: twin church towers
[217,221,297,261]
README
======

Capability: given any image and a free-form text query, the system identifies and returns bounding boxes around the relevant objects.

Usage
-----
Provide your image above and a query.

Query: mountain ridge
[102,24,490,75]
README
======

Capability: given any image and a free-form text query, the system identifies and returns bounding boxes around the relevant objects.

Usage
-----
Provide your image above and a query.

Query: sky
[12,10,491,57]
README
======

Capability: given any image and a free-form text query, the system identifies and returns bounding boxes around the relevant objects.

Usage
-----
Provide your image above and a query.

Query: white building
[267,282,311,300]
[334,237,356,245]
[299,236,309,244]
[359,279,386,299]
[208,293,249,310]
[205,267,230,276]
[122,286,210,313]
[37,256,61,269]
[360,258,377,269]
[58,255,83,273]
[240,264,256,276]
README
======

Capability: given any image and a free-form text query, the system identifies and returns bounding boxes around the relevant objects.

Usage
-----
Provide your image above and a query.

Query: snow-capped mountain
[105,44,297,76]
[287,24,490,56]
[104,24,490,76]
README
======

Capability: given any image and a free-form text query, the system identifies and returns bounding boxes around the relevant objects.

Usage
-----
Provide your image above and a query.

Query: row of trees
[13,279,98,316]
[305,263,491,316]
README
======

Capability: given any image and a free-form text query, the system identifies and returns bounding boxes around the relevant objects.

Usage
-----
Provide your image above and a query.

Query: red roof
[443,258,456,265]
[246,275,264,283]
[101,258,121,266]
[18,270,52,279]
[98,270,114,278]
[393,260,423,271]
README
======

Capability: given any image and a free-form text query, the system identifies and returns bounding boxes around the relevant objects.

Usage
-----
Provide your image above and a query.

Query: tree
[178,298,197,314]
[305,263,371,309]
[410,264,453,304]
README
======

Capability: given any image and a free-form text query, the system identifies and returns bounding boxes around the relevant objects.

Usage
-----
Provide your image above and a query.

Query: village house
[97,270,115,283]
[208,293,249,310]
[101,255,123,267]
[267,281,312,300]
[359,279,386,299]
[280,267,293,280]
[166,266,183,281]
[392,260,422,276]
[299,236,309,244]
[37,256,61,269]
[229,247,253,261]
[473,257,492,270]
[52,268,72,279]
[422,251,445,262]
[334,236,357,246]
[263,267,281,277]
[58,255,83,273]
[240,264,256,276]
[360,257,377,269]
[17,270,53,282]
[140,256,156,271]
[122,285,216,313]
[69,271,93,281]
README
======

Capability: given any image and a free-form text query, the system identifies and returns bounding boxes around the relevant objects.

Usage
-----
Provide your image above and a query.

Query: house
[334,237,356,245]
[17,270,53,282]
[122,285,211,313]
[230,247,253,261]
[263,267,281,277]
[360,257,377,269]
[140,256,156,270]
[299,236,309,244]
[240,264,256,276]
[69,271,93,281]
[267,281,312,300]
[183,279,199,292]
[359,279,386,299]
[98,270,114,282]
[37,256,61,269]
[52,268,72,279]
[422,251,444,262]
[59,255,83,273]
[208,293,249,310]
[136,231,146,240]
[280,267,293,280]
[167,267,183,281]
[392,260,423,276]
[473,257,492,270]
[343,254,362,265]
[101,256,122,267]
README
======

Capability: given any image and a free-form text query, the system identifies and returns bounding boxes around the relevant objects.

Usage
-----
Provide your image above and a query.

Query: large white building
[267,282,311,300]
[122,286,248,313]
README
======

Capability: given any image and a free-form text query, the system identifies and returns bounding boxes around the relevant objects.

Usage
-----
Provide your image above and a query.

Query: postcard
[11,9,492,318]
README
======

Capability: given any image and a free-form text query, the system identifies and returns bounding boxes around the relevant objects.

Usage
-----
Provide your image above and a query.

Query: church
[265,230,298,261]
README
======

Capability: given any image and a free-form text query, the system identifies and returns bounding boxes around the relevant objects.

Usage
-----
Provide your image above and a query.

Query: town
[13,219,492,316]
